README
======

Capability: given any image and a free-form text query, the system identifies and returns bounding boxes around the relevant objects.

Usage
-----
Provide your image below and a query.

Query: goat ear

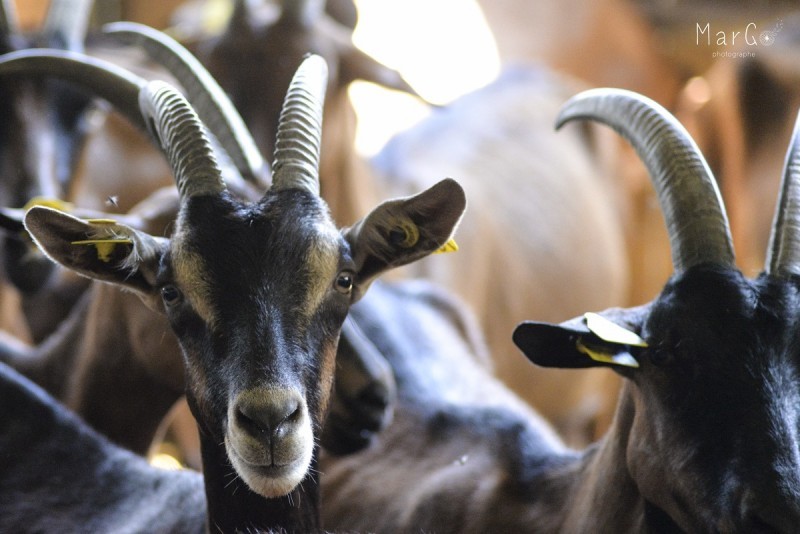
[343,178,466,300]
[512,306,650,373]
[23,206,166,296]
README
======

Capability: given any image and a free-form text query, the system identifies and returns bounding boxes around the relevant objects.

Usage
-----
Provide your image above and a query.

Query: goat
[320,89,800,532]
[371,66,629,444]
[21,55,464,531]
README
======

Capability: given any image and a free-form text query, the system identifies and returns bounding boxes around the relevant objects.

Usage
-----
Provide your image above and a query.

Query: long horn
[139,81,226,199]
[0,0,18,43]
[0,50,146,129]
[103,22,268,185]
[557,88,734,272]
[271,55,327,195]
[766,111,800,277]
[42,0,94,51]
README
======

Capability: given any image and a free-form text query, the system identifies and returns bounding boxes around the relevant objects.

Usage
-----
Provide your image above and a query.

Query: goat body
[0,361,207,533]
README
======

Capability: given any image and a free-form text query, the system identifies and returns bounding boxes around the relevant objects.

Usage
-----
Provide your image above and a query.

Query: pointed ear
[512,306,650,373]
[340,45,422,99]
[23,206,167,296]
[344,178,466,300]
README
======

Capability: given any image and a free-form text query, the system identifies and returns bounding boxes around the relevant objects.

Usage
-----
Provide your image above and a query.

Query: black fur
[0,361,207,533]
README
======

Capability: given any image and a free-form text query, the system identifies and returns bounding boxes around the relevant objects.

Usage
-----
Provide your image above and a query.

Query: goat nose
[235,393,303,440]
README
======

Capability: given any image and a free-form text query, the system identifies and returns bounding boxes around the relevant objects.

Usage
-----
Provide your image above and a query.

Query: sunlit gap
[350,0,500,156]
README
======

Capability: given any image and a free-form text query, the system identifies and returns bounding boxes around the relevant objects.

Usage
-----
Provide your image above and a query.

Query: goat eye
[334,271,354,295]
[648,347,675,367]
[161,285,182,305]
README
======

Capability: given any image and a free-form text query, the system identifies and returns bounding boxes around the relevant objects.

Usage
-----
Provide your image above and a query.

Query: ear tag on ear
[576,339,639,368]
[86,219,119,226]
[23,197,74,212]
[434,238,459,254]
[70,238,133,262]
[389,220,419,248]
[584,312,648,347]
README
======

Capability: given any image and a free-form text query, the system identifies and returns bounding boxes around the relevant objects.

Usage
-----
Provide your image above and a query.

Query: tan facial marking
[302,225,341,315]
[316,341,338,417]
[172,238,218,329]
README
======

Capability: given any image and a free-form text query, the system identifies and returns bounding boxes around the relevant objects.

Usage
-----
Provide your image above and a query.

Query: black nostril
[235,396,302,439]
[235,407,265,436]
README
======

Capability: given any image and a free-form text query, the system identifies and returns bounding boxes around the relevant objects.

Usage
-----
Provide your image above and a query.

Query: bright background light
[349,0,500,156]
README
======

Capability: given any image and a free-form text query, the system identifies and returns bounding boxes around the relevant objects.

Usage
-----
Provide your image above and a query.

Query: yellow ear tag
[86,219,119,226]
[584,312,648,347]
[576,339,640,368]
[434,238,459,254]
[23,197,74,212]
[391,220,419,248]
[70,239,133,262]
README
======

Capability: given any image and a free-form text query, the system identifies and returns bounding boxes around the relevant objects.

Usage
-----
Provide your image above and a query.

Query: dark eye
[647,342,677,367]
[161,285,182,306]
[334,271,354,295]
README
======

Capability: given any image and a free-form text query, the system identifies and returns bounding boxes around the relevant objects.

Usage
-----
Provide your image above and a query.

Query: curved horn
[766,111,800,277]
[0,50,146,129]
[271,55,327,195]
[557,88,734,272]
[42,0,94,50]
[103,22,268,185]
[139,81,226,199]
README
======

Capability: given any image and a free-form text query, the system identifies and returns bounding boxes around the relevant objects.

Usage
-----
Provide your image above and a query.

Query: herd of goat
[1,0,800,532]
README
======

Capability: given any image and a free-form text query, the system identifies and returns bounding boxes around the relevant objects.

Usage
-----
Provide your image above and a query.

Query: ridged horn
[0,50,145,129]
[139,81,226,200]
[557,88,734,272]
[271,55,327,195]
[103,22,268,185]
[766,111,800,277]
[42,0,94,50]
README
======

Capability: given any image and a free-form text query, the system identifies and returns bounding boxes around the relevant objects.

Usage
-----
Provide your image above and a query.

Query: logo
[696,19,783,59]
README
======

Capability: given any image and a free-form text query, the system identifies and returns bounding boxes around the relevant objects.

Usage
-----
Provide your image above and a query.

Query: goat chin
[224,419,314,498]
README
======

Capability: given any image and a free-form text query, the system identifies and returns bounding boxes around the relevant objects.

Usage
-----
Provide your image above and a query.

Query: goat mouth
[225,438,313,498]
